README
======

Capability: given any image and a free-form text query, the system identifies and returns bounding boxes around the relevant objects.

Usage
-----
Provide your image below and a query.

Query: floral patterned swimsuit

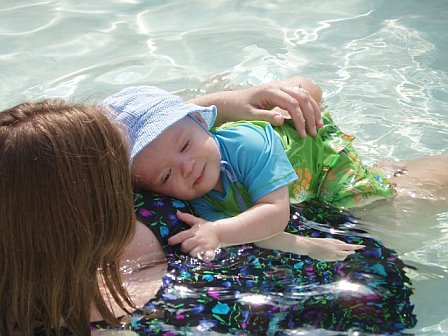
[95,189,417,335]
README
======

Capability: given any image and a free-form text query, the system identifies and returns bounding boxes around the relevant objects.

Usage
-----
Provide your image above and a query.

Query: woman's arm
[92,221,167,321]
[187,76,323,137]
[119,220,166,262]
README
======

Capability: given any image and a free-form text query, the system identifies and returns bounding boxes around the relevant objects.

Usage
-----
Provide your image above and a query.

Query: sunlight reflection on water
[1,0,447,334]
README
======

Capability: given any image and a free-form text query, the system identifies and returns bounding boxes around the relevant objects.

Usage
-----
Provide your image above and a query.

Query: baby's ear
[192,112,207,127]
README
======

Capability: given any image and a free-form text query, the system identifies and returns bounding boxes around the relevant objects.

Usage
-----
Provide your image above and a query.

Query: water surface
[1,0,447,334]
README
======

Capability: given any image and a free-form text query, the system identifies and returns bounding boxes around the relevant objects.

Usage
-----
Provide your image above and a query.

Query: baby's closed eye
[180,139,190,152]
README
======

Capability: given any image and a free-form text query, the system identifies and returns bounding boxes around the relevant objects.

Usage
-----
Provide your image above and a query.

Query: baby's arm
[168,186,291,258]
[255,232,364,262]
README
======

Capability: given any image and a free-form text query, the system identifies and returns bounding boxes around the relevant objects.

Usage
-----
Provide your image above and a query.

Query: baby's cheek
[138,176,161,195]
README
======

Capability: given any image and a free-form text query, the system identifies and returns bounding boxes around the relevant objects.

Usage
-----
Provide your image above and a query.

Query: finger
[296,87,323,133]
[271,106,291,118]
[295,87,318,136]
[255,87,308,137]
[250,108,286,126]
[168,229,194,246]
[301,98,317,137]
[179,237,197,253]
[330,239,365,249]
[176,210,200,227]
[280,87,311,138]
[346,244,365,250]
[190,246,205,259]
[341,244,365,251]
[302,93,323,136]
[308,94,323,128]
[272,85,317,137]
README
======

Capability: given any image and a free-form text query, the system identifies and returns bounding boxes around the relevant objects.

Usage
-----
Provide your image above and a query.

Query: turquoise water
[1,0,447,334]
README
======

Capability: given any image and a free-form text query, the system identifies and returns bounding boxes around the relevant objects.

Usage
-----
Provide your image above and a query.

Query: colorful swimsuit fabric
[274,112,396,208]
[98,190,417,335]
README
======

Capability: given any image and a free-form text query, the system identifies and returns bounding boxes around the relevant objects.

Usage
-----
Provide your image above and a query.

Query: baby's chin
[183,180,219,201]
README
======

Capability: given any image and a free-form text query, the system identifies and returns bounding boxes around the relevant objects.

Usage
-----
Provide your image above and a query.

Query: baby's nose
[180,158,194,177]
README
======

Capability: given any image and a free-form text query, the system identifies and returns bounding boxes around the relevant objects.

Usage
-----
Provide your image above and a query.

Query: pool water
[1,0,447,334]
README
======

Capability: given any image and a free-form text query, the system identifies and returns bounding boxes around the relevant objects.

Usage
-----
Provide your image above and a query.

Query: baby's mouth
[193,165,205,186]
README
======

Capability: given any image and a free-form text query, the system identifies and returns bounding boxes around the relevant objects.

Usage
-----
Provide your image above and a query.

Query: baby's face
[132,115,222,200]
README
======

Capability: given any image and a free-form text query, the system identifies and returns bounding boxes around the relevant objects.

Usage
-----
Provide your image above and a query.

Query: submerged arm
[255,232,364,262]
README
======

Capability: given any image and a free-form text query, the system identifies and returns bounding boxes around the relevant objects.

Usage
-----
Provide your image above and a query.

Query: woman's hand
[188,76,323,137]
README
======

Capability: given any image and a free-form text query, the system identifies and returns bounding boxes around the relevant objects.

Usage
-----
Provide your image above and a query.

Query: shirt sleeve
[215,122,298,202]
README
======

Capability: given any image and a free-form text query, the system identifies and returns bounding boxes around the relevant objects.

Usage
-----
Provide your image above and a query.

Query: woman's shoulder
[133,189,194,250]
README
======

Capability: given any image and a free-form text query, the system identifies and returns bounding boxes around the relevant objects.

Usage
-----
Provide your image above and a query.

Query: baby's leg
[374,154,448,200]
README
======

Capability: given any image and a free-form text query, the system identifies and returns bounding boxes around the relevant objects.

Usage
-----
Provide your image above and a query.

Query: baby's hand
[168,211,221,261]
[302,237,364,262]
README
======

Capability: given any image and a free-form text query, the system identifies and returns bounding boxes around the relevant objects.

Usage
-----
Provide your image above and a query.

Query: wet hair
[0,100,135,335]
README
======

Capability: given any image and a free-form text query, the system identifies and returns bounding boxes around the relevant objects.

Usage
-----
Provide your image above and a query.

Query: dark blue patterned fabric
[98,189,417,335]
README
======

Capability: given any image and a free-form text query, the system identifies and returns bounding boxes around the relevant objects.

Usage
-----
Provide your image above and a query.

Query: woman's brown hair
[0,100,136,335]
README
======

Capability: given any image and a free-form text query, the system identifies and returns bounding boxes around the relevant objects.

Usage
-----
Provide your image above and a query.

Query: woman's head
[0,100,135,335]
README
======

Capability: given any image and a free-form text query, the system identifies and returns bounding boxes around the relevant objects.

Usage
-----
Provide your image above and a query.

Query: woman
[0,100,135,335]
[0,77,323,335]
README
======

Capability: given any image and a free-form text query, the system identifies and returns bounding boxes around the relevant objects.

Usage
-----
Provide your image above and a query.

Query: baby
[103,86,367,262]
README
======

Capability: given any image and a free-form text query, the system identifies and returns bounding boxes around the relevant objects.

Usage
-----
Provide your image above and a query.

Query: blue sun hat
[101,86,217,160]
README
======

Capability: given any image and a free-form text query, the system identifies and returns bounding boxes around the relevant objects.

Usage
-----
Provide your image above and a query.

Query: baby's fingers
[168,229,193,246]
[176,210,202,226]
[329,239,364,250]
[332,245,365,261]
[341,243,365,251]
